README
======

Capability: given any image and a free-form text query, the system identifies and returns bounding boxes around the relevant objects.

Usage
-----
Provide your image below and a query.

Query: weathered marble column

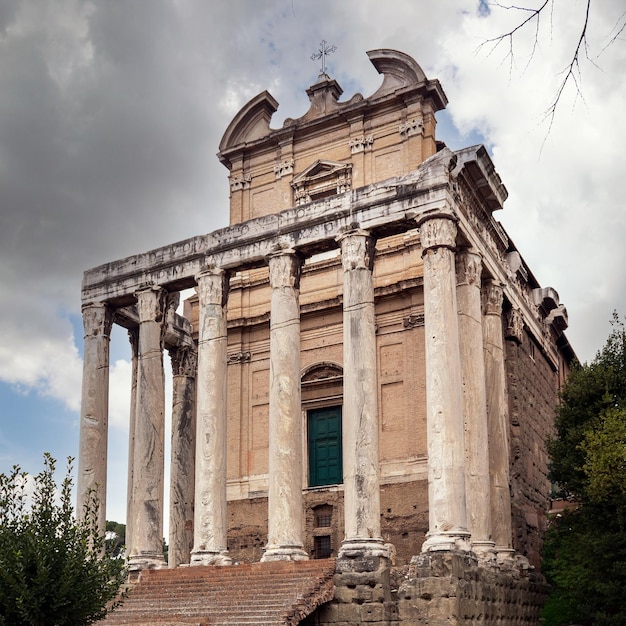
[191,267,231,566]
[128,286,167,570]
[262,249,308,562]
[418,214,471,553]
[482,280,514,562]
[77,302,113,534]
[456,250,495,559]
[125,327,139,560]
[337,230,388,560]
[168,345,197,568]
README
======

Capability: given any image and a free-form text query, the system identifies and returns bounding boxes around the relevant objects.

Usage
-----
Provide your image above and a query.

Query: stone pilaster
[191,267,231,566]
[482,280,514,562]
[128,286,167,570]
[417,214,471,553]
[262,249,308,562]
[168,345,197,568]
[337,230,388,562]
[77,302,113,534]
[456,250,495,560]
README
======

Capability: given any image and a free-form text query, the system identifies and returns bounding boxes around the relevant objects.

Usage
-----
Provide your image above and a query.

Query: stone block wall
[505,330,558,568]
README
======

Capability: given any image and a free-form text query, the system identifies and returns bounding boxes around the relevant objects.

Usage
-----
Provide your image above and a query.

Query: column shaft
[169,346,197,568]
[128,286,167,570]
[456,251,495,558]
[191,268,231,566]
[337,231,388,560]
[482,280,514,561]
[419,215,470,552]
[126,327,138,559]
[77,302,113,534]
[262,249,308,562]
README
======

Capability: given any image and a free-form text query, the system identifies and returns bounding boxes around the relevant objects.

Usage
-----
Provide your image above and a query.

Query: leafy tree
[105,520,126,558]
[0,454,127,626]
[542,314,626,626]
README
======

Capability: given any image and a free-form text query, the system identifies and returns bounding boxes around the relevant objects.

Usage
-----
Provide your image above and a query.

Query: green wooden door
[308,406,343,487]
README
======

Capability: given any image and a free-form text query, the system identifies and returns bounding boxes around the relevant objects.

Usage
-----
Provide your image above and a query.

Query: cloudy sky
[1,0,624,528]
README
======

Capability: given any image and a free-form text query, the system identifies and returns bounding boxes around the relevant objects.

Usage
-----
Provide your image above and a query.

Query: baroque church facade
[81,50,573,624]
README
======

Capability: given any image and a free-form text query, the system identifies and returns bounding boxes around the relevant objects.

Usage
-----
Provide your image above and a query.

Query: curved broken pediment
[219,90,279,155]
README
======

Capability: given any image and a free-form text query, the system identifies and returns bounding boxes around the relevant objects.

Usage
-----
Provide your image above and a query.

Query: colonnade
[77,212,514,570]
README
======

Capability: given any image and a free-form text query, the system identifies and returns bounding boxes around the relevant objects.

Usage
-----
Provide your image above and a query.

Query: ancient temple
[80,49,573,624]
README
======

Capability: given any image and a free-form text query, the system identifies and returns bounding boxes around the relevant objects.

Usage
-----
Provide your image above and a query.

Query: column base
[337,537,391,561]
[190,550,232,566]
[421,529,472,553]
[261,544,309,562]
[471,540,497,564]
[128,552,167,572]
[496,546,516,565]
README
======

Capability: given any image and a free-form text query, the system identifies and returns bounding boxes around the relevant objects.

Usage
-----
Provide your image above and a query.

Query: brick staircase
[99,559,336,626]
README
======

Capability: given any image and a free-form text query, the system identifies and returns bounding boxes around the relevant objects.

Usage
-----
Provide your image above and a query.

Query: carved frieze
[349,134,373,154]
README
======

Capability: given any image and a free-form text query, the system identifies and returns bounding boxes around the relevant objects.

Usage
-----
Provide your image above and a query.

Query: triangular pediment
[292,159,352,185]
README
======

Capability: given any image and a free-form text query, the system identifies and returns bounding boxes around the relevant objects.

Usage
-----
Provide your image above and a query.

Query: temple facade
[81,50,572,624]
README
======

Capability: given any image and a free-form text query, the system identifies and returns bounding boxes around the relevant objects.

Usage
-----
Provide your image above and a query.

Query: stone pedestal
[418,214,470,552]
[168,346,197,568]
[456,250,495,560]
[337,230,388,561]
[128,286,167,570]
[77,302,113,534]
[191,267,231,566]
[262,249,308,562]
[482,280,514,562]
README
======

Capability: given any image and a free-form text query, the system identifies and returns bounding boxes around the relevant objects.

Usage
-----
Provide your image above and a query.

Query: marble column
[262,249,308,562]
[456,250,495,559]
[125,327,139,560]
[128,286,167,570]
[168,345,197,568]
[77,302,113,534]
[482,280,514,562]
[191,267,231,566]
[337,230,388,560]
[418,214,471,553]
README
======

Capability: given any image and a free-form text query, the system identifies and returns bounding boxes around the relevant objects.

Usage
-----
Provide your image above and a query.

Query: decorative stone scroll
[403,313,425,328]
[227,351,252,364]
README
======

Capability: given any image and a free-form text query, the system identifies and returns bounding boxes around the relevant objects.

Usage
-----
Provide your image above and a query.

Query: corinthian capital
[337,229,376,272]
[81,302,113,337]
[482,280,504,316]
[456,250,482,287]
[136,286,167,323]
[418,215,457,252]
[267,249,302,290]
[195,267,229,307]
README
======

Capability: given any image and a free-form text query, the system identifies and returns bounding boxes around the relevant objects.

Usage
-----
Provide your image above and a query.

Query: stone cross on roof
[311,39,336,76]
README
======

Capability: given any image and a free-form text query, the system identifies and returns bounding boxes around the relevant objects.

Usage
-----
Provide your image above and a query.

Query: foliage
[105,520,126,558]
[542,314,626,626]
[0,454,127,626]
